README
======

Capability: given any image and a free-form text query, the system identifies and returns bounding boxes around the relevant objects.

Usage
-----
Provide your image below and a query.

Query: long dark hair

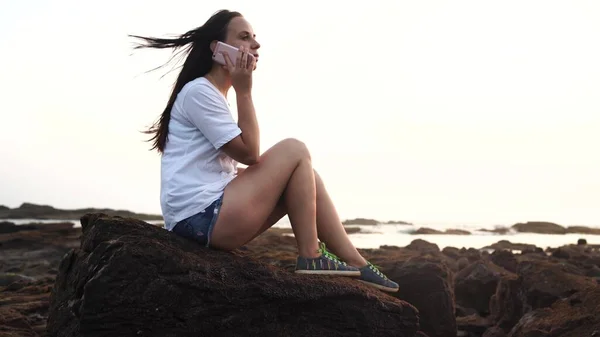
[130,9,242,153]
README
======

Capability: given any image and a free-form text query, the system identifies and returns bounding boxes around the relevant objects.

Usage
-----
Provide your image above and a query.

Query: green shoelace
[317,242,348,266]
[367,262,388,279]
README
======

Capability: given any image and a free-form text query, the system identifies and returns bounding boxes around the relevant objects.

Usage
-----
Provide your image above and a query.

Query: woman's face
[224,17,261,63]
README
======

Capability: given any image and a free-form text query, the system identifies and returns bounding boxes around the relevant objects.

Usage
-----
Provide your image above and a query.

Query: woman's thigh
[210,138,309,250]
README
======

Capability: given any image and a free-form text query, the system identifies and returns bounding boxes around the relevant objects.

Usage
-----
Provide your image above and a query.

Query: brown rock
[566,226,600,235]
[517,260,597,310]
[381,256,456,337]
[489,274,523,332]
[455,260,516,315]
[457,257,470,270]
[490,250,518,273]
[406,239,440,254]
[456,314,492,336]
[342,218,379,225]
[442,247,461,260]
[511,222,566,234]
[507,286,600,337]
[482,240,538,252]
[479,227,511,235]
[483,326,507,337]
[412,228,471,235]
[46,213,420,337]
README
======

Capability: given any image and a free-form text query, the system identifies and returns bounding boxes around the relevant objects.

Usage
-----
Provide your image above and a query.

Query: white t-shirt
[160,77,242,231]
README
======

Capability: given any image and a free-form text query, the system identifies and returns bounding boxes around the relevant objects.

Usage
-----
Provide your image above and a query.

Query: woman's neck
[205,67,231,98]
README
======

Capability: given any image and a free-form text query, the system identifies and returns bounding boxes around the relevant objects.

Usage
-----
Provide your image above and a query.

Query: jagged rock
[489,274,523,332]
[456,314,492,336]
[46,213,420,337]
[483,326,507,337]
[507,287,600,337]
[379,256,456,337]
[490,250,517,273]
[516,260,597,310]
[454,260,515,315]
[405,239,440,254]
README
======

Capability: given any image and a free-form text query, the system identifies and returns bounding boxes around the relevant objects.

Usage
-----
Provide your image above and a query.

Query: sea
[5,217,600,251]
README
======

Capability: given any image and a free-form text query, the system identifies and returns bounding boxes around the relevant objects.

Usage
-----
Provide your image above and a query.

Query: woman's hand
[222,46,256,96]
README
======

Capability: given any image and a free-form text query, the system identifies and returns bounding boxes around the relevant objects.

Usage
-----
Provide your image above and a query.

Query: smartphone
[212,41,253,66]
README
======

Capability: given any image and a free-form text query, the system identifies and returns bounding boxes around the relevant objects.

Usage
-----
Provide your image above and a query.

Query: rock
[516,260,597,310]
[490,250,518,273]
[483,326,507,337]
[0,221,37,234]
[411,228,471,235]
[445,229,471,235]
[479,227,511,235]
[380,256,456,337]
[566,226,600,235]
[342,218,379,225]
[578,238,587,245]
[489,274,523,332]
[385,220,412,225]
[454,260,515,315]
[481,240,538,252]
[0,273,36,286]
[507,286,600,337]
[511,222,566,234]
[46,213,420,337]
[457,257,470,270]
[0,278,53,337]
[455,304,478,317]
[442,247,461,260]
[0,202,163,221]
[460,248,482,262]
[456,314,492,336]
[406,239,440,254]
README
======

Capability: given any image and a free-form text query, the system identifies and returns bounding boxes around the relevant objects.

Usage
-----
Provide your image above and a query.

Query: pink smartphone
[212,41,253,66]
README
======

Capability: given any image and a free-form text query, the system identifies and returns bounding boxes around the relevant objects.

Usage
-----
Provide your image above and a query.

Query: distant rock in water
[341,218,411,226]
[342,218,379,225]
[411,227,471,235]
[566,226,600,235]
[0,202,163,220]
[46,213,420,337]
[478,227,510,234]
[386,220,412,225]
[511,221,566,234]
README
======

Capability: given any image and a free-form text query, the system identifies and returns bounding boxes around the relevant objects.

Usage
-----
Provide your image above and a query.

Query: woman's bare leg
[210,138,320,258]
[313,171,367,267]
[246,170,368,268]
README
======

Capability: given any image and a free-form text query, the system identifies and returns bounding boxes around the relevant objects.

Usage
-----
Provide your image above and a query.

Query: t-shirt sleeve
[182,84,242,150]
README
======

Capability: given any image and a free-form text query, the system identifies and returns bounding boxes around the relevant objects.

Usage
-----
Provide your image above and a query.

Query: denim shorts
[172,195,223,247]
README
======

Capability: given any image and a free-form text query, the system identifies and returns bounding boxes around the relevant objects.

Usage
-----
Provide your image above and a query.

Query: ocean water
[6,217,600,250]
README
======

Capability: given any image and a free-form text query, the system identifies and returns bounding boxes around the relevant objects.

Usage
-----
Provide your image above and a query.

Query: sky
[1,0,599,227]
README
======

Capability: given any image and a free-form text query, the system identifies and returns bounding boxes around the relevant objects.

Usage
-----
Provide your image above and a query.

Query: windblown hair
[130,10,242,153]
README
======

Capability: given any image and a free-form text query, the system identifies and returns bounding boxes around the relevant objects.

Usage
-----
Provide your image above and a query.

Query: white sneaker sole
[358,280,400,292]
[294,270,361,276]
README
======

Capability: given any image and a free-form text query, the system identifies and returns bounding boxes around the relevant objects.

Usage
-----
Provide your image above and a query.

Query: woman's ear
[209,40,217,53]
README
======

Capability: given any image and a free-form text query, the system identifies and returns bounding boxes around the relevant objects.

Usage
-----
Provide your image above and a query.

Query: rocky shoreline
[1,217,599,336]
[0,203,163,221]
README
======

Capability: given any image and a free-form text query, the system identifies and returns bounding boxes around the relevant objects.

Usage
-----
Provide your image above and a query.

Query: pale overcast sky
[1,0,599,226]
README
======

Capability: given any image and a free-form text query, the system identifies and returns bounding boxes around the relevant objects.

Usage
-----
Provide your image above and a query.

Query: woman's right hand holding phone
[222,46,256,96]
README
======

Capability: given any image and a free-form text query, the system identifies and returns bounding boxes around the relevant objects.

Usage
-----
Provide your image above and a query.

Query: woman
[132,9,398,292]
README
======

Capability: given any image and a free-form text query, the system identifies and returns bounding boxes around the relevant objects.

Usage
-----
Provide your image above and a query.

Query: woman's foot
[294,242,361,276]
[357,262,399,292]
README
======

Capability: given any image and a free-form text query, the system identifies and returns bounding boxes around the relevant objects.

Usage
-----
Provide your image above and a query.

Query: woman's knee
[277,138,311,161]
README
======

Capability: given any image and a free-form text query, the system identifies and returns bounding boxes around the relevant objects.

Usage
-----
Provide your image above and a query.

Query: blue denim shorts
[172,195,223,247]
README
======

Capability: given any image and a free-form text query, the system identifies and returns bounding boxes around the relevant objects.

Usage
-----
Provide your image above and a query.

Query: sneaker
[358,262,399,292]
[294,242,361,276]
